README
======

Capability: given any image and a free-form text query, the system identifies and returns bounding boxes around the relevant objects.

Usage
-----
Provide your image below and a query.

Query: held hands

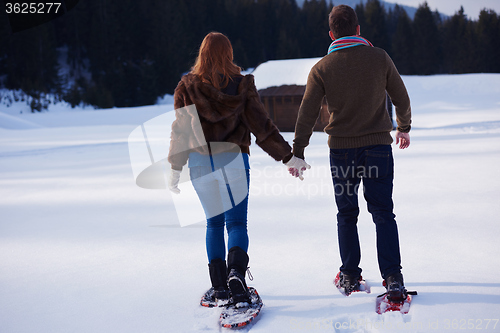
[285,156,311,181]
[169,169,181,194]
[395,131,410,149]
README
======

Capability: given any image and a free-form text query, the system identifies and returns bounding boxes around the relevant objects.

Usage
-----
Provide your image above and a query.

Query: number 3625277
[5,3,62,14]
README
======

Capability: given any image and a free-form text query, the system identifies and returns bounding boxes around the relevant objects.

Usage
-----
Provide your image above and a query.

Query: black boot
[200,258,230,307]
[227,246,251,305]
[384,271,407,303]
[335,271,361,296]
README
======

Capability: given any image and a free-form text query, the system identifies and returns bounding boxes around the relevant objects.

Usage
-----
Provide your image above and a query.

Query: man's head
[328,5,360,40]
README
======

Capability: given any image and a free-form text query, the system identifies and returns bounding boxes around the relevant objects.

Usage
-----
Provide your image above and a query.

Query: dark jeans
[190,167,250,262]
[330,145,402,279]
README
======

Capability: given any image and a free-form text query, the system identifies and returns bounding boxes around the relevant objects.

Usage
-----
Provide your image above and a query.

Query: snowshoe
[376,273,417,314]
[334,271,371,296]
[376,291,417,314]
[200,287,230,308]
[220,287,263,329]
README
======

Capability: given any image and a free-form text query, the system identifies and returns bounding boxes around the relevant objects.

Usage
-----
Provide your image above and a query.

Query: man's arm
[385,53,411,134]
[293,68,325,159]
[385,53,412,149]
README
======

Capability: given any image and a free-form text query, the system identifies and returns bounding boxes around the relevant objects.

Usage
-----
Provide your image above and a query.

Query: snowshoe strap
[377,290,418,298]
[246,267,253,281]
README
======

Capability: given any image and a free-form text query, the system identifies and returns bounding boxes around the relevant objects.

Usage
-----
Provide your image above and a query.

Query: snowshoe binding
[334,271,371,296]
[376,272,417,314]
[220,287,263,329]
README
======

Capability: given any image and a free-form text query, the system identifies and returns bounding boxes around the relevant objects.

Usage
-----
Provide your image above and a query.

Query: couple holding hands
[168,5,412,310]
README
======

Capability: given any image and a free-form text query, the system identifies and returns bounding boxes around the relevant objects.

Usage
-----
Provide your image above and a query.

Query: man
[291,5,412,302]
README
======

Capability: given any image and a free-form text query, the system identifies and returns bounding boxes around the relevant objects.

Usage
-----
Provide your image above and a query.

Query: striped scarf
[327,36,373,55]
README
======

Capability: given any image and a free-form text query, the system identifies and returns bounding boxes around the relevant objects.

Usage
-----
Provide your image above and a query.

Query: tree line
[1,0,499,111]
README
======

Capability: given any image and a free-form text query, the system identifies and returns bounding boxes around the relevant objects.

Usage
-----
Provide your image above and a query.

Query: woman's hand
[285,156,311,181]
[169,169,181,194]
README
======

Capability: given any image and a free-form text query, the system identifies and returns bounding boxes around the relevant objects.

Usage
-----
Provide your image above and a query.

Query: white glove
[169,169,181,194]
[285,156,311,181]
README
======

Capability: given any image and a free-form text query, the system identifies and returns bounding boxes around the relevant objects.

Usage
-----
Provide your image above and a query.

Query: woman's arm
[168,81,191,170]
[241,76,292,162]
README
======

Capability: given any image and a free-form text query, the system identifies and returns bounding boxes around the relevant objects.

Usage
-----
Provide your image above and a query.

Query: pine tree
[4,23,60,111]
[276,0,302,59]
[355,3,366,32]
[476,9,500,73]
[300,0,331,57]
[442,7,476,73]
[390,5,414,74]
[386,7,397,53]
[0,10,10,87]
[55,0,92,106]
[144,0,177,98]
[363,0,388,51]
[232,0,261,68]
[412,2,442,74]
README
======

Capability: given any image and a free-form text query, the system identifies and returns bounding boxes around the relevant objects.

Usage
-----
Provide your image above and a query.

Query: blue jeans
[330,145,402,279]
[190,167,250,262]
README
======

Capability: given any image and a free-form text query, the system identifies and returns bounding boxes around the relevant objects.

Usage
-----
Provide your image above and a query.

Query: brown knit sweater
[168,73,292,170]
[293,45,411,158]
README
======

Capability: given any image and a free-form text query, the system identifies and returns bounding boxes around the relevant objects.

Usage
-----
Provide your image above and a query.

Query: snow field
[1,74,500,332]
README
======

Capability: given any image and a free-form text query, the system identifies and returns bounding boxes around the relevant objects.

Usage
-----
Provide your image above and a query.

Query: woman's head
[191,32,242,90]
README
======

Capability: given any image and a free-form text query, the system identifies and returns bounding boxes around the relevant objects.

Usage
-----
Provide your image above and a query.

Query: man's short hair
[328,5,359,39]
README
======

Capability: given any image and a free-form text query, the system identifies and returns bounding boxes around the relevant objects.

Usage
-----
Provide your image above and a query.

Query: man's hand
[285,156,311,181]
[395,131,410,149]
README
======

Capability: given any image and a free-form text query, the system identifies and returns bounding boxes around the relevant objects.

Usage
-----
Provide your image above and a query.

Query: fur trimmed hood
[175,73,251,123]
[168,73,291,170]
[176,74,248,123]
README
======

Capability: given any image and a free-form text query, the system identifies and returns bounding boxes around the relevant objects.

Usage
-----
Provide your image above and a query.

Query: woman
[168,32,308,307]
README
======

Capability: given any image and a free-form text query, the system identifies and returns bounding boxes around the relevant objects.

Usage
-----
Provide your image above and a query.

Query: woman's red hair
[191,32,242,90]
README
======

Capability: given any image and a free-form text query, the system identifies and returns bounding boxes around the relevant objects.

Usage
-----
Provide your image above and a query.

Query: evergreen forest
[1,0,499,111]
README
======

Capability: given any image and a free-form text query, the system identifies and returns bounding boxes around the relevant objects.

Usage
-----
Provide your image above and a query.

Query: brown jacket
[294,45,412,158]
[169,73,292,170]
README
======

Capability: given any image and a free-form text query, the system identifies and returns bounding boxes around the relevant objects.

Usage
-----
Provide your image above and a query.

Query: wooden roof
[258,85,306,97]
[252,57,321,90]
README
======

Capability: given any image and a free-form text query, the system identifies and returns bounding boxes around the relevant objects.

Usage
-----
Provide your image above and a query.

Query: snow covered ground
[1,73,500,333]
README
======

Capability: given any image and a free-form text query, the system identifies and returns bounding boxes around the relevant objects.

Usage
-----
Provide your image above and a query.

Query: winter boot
[200,258,230,307]
[227,246,251,306]
[384,272,407,303]
[335,271,362,296]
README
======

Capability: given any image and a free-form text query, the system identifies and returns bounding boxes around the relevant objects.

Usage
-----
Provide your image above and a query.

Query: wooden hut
[252,57,328,132]
[258,85,329,132]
